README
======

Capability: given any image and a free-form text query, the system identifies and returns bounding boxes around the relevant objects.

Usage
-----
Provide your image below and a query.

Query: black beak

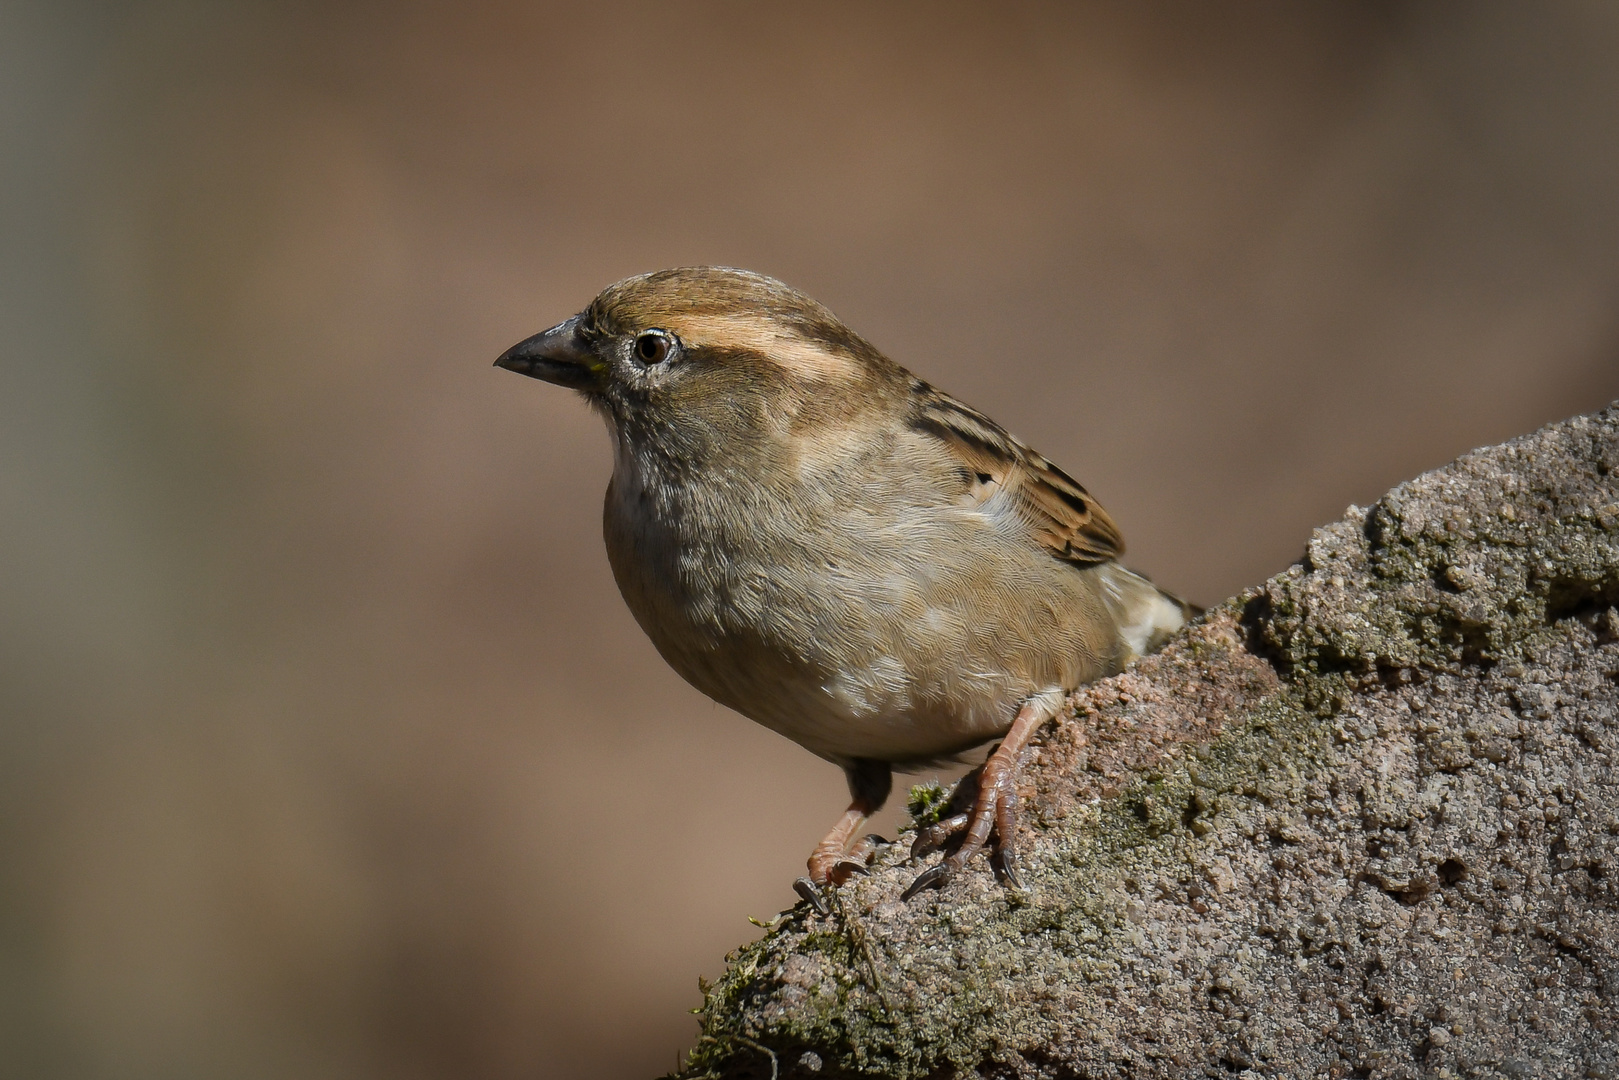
[494,314,601,390]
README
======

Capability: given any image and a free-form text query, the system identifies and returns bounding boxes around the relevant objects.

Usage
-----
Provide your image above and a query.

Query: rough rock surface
[675,406,1619,1080]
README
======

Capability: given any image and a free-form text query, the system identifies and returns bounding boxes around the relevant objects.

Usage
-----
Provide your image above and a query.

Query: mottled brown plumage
[495,267,1193,907]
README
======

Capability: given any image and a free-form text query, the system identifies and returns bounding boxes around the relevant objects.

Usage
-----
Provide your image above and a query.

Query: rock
[676,406,1619,1080]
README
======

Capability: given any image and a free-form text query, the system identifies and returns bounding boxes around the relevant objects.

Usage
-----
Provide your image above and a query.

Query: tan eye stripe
[665,314,859,380]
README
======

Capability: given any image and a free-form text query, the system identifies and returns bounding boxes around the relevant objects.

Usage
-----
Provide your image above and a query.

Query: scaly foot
[794,760,892,914]
[902,693,1057,899]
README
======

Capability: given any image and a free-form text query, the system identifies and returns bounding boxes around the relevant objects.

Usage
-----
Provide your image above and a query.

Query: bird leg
[910,812,971,858]
[793,759,892,914]
[902,692,1058,899]
[830,832,891,885]
[909,768,980,856]
[805,808,870,883]
[990,772,1024,889]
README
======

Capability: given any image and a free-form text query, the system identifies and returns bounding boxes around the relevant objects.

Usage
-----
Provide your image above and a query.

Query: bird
[494,267,1194,909]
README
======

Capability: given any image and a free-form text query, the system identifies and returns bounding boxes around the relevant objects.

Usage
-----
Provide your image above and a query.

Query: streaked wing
[909,381,1124,565]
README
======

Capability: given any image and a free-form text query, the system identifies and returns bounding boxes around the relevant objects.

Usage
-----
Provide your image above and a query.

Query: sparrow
[495,267,1193,908]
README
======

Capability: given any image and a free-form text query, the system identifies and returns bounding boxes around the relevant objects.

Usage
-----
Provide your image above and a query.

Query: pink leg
[804,805,871,885]
[903,693,1057,899]
[793,760,892,913]
[910,812,971,858]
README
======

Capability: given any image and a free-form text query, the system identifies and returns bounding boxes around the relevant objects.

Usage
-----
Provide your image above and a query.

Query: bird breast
[599,432,1116,764]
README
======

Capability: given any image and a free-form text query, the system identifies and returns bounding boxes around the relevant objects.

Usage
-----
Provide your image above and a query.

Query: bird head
[495,268,901,457]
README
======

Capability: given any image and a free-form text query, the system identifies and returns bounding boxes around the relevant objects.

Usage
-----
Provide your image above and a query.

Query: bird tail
[1098,563,1201,662]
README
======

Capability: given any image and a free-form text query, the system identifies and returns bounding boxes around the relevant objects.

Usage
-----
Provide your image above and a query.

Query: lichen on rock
[676,406,1619,1080]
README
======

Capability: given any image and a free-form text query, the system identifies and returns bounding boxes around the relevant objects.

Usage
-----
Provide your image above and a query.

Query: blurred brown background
[3,2,1617,1077]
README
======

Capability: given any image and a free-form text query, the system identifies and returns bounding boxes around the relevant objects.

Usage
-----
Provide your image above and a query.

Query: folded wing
[909,382,1124,566]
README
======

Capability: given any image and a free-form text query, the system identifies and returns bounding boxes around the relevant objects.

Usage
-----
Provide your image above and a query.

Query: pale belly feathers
[600,436,1148,767]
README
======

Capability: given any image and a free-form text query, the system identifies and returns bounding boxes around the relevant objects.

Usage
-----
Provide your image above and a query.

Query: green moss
[903,780,951,829]
[675,677,1342,1080]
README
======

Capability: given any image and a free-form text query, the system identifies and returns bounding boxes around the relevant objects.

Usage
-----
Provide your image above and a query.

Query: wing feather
[909,382,1124,565]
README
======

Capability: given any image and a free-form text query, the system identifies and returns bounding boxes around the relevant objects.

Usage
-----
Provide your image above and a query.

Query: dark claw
[793,876,829,915]
[831,858,871,879]
[901,862,952,901]
[829,833,891,884]
[992,784,1023,889]
[910,813,970,858]
[993,846,1025,890]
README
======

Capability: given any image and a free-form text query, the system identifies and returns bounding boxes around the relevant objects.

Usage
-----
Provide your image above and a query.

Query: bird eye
[634,330,674,364]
